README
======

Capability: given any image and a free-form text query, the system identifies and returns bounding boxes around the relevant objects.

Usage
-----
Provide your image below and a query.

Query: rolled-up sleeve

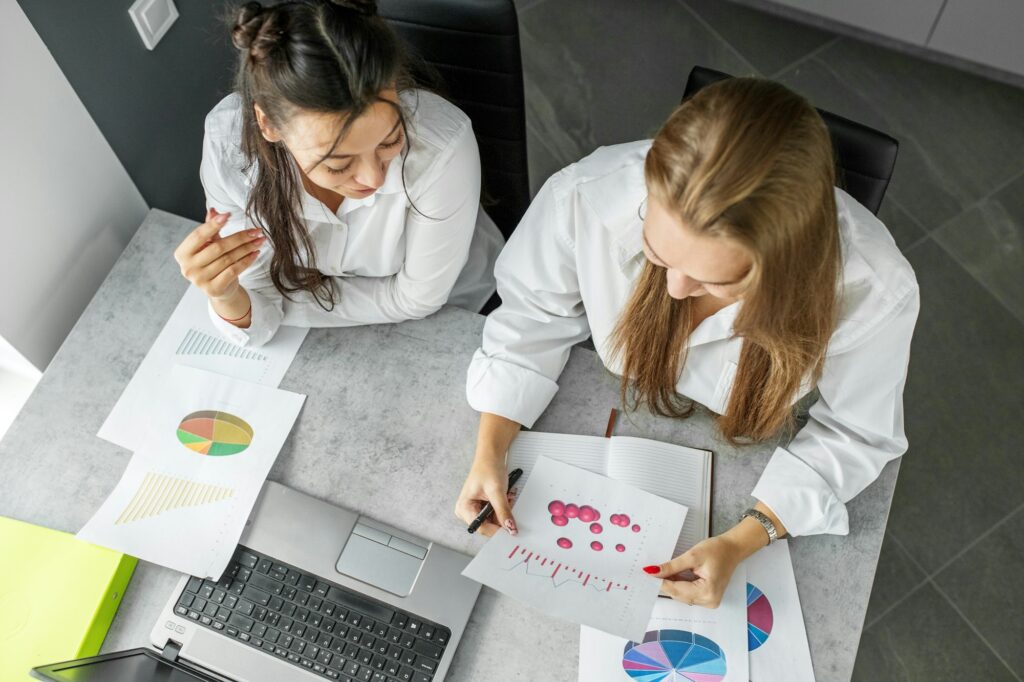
[466,171,591,427]
[751,287,920,536]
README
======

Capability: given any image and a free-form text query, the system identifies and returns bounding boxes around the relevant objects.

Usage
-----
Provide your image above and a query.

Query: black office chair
[682,66,899,215]
[378,0,529,240]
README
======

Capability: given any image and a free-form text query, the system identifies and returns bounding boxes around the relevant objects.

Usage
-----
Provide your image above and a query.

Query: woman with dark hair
[455,78,919,608]
[174,0,503,346]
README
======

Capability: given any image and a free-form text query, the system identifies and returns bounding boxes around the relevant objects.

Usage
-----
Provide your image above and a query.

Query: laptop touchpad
[336,521,427,597]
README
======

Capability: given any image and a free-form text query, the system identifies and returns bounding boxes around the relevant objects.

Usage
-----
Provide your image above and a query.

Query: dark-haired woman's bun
[329,0,377,16]
[232,1,287,62]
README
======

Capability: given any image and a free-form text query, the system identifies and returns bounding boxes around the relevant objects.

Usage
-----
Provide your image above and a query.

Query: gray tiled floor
[514,1,1024,679]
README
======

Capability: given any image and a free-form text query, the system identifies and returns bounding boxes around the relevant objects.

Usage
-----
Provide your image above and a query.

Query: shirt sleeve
[750,287,921,536]
[201,118,484,348]
[466,171,592,427]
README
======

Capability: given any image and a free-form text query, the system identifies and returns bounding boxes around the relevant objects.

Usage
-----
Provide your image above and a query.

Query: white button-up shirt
[467,141,920,537]
[200,89,504,347]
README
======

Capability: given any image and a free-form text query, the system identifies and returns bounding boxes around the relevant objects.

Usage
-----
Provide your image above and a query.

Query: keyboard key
[178,593,194,608]
[324,618,338,634]
[228,613,254,632]
[174,606,188,617]
[211,589,226,604]
[327,586,395,623]
[298,573,317,592]
[249,573,283,596]
[400,633,415,649]
[237,599,255,616]
[435,628,450,646]
[326,671,340,680]
[307,644,320,659]
[238,551,259,569]
[242,585,270,606]
[253,623,268,637]
[406,620,421,635]
[385,660,400,676]
[200,615,212,625]
[318,650,334,666]
[391,613,408,629]
[309,596,323,611]
[413,638,443,660]
[239,632,251,642]
[421,626,435,641]
[282,585,298,600]
[212,621,225,631]
[230,580,245,595]
[285,571,301,586]
[187,610,201,621]
[289,639,306,654]
[345,662,361,676]
[374,622,389,638]
[318,634,334,649]
[397,667,414,682]
[274,647,288,658]
[265,628,280,643]
[224,595,239,609]
[203,603,219,618]
[238,567,253,582]
[282,603,297,618]
[401,651,416,666]
[281,635,294,649]
[414,656,437,674]
[411,673,431,682]
[254,606,268,621]
[199,584,215,599]
[268,596,284,611]
[185,577,203,594]
[256,558,272,574]
[270,569,287,581]
[296,591,310,607]
[216,607,231,622]
[226,626,239,637]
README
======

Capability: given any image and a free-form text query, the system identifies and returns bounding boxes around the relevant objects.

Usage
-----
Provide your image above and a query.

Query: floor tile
[853,583,1016,681]
[877,197,928,252]
[778,40,1024,232]
[683,0,837,76]
[862,534,927,627]
[885,239,1024,569]
[933,171,1024,324]
[518,0,752,170]
[934,506,1024,676]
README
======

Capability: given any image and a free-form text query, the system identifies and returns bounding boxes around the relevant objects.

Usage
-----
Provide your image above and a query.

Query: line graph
[502,544,630,593]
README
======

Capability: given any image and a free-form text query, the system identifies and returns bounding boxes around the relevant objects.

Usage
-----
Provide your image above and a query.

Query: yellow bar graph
[115,473,235,524]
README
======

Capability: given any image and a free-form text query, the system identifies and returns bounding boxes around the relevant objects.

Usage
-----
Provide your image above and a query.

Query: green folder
[0,516,137,680]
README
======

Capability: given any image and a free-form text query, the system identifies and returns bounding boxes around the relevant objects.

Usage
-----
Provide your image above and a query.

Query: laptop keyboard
[174,546,451,682]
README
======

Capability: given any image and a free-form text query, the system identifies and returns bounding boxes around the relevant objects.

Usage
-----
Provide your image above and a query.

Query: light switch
[128,0,179,51]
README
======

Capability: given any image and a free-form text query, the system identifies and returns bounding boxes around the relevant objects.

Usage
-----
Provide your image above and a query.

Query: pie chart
[746,583,774,651]
[176,410,253,456]
[622,629,727,681]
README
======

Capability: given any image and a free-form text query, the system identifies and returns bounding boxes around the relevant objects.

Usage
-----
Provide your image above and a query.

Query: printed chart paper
[99,285,307,450]
[580,567,749,682]
[744,540,814,681]
[80,365,305,578]
[463,457,687,640]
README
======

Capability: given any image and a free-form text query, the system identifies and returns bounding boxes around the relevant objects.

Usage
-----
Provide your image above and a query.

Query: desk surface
[0,210,899,681]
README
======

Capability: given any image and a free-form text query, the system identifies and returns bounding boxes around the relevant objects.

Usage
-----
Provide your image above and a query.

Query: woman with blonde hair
[455,77,919,607]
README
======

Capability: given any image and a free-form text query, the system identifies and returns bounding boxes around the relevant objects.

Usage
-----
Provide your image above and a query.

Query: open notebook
[507,432,713,556]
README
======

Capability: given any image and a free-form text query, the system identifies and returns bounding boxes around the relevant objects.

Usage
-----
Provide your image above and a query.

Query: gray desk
[0,210,899,681]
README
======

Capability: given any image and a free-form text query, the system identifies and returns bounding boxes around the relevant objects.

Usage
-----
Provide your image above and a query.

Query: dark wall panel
[17,0,239,221]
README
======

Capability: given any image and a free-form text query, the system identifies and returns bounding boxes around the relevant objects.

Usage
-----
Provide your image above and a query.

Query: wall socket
[128,0,178,51]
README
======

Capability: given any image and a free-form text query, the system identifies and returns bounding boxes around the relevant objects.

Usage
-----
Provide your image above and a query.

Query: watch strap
[741,508,778,545]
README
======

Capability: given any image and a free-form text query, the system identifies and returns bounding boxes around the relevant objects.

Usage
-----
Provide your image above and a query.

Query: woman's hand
[454,455,518,537]
[174,208,264,301]
[645,505,784,607]
[645,535,747,607]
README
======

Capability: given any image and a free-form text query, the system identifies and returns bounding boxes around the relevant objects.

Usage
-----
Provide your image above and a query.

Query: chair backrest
[682,66,898,215]
[378,0,529,239]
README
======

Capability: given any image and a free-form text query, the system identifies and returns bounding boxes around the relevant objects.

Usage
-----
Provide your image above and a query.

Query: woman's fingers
[208,251,260,295]
[646,548,698,579]
[660,577,713,606]
[453,496,502,536]
[191,229,263,270]
[177,211,230,258]
[485,485,517,536]
[200,237,264,282]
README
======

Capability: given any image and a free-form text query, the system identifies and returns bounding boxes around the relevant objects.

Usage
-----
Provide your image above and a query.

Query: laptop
[32,481,481,682]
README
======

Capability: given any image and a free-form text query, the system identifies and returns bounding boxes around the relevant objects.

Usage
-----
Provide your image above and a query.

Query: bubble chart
[551,515,568,526]
[565,503,580,519]
[548,500,565,515]
[578,505,599,523]
[589,523,603,534]
[590,541,603,551]
[632,524,641,532]
[557,537,573,549]
[615,544,626,552]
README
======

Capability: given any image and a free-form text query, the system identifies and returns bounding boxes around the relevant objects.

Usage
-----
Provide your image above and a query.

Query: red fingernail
[504,519,518,536]
[643,565,660,575]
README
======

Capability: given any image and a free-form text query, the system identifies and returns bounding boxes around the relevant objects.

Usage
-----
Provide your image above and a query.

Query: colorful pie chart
[622,629,727,681]
[176,410,253,456]
[746,583,774,651]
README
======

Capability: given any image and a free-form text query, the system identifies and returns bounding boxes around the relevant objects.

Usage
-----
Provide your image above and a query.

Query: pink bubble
[556,537,573,549]
[615,544,625,552]
[590,541,603,551]
[565,504,580,519]
[631,524,641,533]
[577,505,597,523]
[589,523,603,534]
[609,514,621,525]
[551,515,568,526]
[548,500,565,515]
[618,514,631,526]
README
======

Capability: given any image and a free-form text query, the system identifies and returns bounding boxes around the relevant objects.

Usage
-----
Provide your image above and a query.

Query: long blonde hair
[609,78,841,443]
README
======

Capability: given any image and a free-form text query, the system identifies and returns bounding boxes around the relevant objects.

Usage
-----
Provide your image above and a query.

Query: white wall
[0,0,148,371]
